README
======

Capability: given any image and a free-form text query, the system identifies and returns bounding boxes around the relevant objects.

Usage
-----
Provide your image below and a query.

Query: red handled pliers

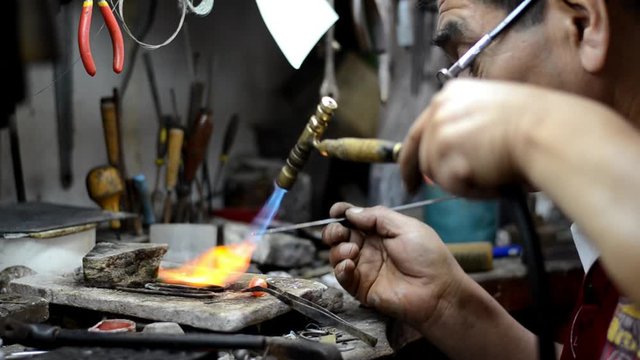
[78,0,124,76]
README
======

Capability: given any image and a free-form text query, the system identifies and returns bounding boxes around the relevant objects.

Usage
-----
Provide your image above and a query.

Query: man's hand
[399,79,542,197]
[322,202,466,329]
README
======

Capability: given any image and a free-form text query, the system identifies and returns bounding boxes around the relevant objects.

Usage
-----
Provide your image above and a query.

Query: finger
[322,222,351,247]
[328,202,355,218]
[334,259,359,295]
[329,241,360,267]
[344,206,425,238]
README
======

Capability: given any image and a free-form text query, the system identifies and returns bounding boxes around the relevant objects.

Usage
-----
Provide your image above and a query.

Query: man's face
[435,0,584,92]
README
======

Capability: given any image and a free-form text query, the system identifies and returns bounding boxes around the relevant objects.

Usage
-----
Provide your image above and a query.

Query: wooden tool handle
[101,98,120,167]
[183,111,214,184]
[315,138,402,163]
[446,242,493,273]
[165,127,185,190]
[86,165,124,230]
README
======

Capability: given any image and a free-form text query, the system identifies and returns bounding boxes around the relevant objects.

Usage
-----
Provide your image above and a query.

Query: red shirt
[561,261,640,359]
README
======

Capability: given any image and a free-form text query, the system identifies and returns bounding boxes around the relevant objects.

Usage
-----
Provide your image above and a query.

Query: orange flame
[158,241,256,287]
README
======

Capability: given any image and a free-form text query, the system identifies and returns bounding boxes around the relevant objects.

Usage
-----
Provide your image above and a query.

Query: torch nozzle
[275,97,338,190]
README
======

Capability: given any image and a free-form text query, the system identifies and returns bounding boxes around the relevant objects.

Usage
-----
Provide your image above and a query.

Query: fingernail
[346,207,363,215]
[334,262,346,281]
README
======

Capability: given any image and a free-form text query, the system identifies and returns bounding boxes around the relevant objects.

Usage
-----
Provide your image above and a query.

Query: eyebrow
[432,21,467,50]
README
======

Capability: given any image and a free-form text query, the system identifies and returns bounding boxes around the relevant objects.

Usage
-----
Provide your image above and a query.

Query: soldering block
[83,242,168,288]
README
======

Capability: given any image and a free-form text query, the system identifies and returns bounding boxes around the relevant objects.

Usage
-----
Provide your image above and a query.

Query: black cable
[505,187,555,360]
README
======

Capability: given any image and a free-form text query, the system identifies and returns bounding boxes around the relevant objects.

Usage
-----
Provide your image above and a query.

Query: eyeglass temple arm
[436,0,539,83]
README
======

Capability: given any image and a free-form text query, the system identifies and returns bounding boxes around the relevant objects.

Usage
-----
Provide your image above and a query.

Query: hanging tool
[351,0,372,52]
[100,89,131,220]
[254,196,454,235]
[86,165,125,230]
[210,114,239,200]
[54,2,74,189]
[319,0,339,100]
[183,35,205,133]
[374,0,394,102]
[100,92,125,175]
[8,115,26,202]
[132,174,155,226]
[410,0,428,94]
[200,57,216,218]
[162,127,185,223]
[119,0,157,96]
[78,0,124,76]
[142,52,169,219]
[176,110,213,222]
[0,320,343,360]
[243,282,377,347]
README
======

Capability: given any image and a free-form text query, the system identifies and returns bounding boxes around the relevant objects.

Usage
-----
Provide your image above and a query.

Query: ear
[563,0,610,73]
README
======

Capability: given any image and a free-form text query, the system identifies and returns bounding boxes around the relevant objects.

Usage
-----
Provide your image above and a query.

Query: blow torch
[275,97,402,190]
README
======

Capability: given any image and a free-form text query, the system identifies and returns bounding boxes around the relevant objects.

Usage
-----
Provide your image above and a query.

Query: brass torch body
[315,138,402,163]
[275,97,338,190]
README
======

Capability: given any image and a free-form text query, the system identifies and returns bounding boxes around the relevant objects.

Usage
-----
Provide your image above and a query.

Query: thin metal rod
[254,196,456,235]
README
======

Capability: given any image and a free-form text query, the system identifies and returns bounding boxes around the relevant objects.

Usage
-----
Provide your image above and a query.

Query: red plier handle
[78,0,124,76]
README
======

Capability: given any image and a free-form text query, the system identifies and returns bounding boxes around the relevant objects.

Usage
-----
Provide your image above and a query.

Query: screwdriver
[176,110,214,222]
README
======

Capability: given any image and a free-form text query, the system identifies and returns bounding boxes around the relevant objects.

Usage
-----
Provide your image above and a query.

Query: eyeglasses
[436,0,539,84]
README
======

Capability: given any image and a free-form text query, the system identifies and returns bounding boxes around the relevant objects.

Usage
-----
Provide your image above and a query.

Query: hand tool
[0,320,343,360]
[243,282,377,347]
[100,94,124,173]
[152,122,169,219]
[54,2,74,189]
[176,111,213,222]
[211,114,240,199]
[319,0,339,100]
[315,138,402,163]
[396,0,414,48]
[410,0,427,94]
[198,57,218,217]
[184,49,205,134]
[374,0,394,102]
[132,174,155,226]
[142,52,164,125]
[141,52,169,219]
[8,116,26,203]
[86,165,125,230]
[351,0,372,52]
[254,196,455,235]
[162,127,185,223]
[78,0,124,76]
[119,0,157,96]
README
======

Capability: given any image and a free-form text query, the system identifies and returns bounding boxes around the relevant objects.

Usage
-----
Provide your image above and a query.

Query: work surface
[7,258,582,359]
[10,273,337,333]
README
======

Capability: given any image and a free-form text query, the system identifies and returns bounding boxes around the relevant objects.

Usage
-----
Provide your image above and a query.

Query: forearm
[513,91,640,301]
[419,275,537,360]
